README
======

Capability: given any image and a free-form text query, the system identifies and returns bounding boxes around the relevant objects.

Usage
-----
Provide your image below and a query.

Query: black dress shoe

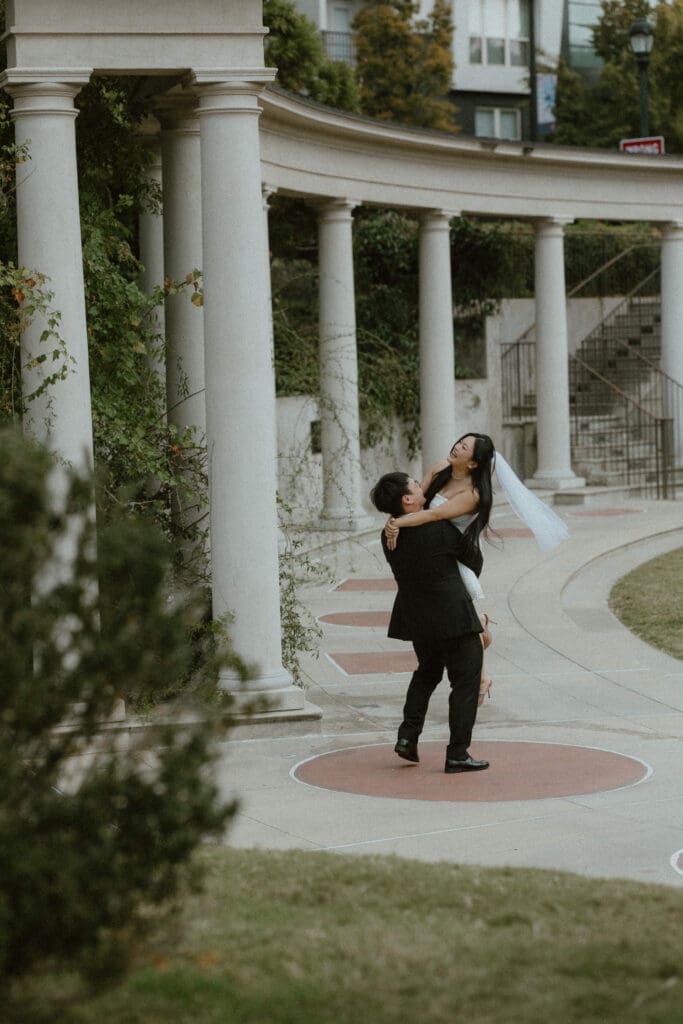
[444,754,489,774]
[394,738,419,763]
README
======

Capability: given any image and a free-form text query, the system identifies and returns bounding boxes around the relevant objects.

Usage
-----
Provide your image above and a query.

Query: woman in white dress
[386,431,569,704]
[386,433,496,704]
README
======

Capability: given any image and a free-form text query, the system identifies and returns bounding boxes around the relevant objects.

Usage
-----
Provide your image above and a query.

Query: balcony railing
[322,31,355,65]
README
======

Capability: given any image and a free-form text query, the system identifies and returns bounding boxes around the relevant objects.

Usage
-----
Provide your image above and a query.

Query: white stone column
[532,217,584,489]
[137,117,166,391]
[263,183,289,549]
[157,91,208,545]
[157,93,206,441]
[317,199,371,529]
[660,221,683,463]
[194,71,303,710]
[262,183,277,357]
[419,209,457,471]
[2,72,94,475]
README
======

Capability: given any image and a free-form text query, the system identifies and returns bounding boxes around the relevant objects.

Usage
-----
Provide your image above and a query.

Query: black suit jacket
[382,520,483,643]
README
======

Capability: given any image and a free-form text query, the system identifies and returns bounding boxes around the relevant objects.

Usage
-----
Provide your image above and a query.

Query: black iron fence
[501,339,535,423]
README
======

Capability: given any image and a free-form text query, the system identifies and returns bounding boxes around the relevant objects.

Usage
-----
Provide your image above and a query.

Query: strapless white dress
[429,492,484,601]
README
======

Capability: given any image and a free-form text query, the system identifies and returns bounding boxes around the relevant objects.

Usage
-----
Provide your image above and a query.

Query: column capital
[315,198,358,222]
[154,86,200,132]
[0,68,92,99]
[136,115,162,158]
[420,208,458,231]
[262,183,278,209]
[190,69,276,123]
[0,70,93,115]
[662,220,683,237]
[190,67,276,92]
[534,216,574,233]
[419,206,456,225]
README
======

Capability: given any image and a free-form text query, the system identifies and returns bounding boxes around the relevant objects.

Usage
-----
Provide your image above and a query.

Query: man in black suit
[370,472,489,774]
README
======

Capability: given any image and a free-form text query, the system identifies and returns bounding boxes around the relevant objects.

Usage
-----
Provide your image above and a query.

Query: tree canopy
[263,0,359,111]
[262,0,457,132]
[552,0,683,153]
[352,0,457,131]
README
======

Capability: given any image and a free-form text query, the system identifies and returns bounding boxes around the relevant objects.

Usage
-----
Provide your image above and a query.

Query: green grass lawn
[15,847,683,1024]
[610,546,683,661]
[12,547,683,1024]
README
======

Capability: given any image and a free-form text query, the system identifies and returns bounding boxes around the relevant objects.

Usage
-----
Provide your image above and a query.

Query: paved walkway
[216,495,683,888]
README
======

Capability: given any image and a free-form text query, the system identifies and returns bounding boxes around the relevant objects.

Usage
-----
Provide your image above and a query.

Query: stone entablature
[259,89,683,222]
[2,0,267,73]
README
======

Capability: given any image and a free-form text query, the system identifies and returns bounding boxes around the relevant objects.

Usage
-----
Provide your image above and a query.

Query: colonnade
[3,66,681,717]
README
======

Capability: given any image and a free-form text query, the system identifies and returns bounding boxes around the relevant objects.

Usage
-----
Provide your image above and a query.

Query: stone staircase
[571,297,661,415]
[501,254,681,498]
[568,290,678,496]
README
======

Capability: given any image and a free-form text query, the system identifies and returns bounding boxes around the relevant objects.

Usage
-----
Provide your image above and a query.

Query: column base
[229,699,324,737]
[527,473,586,491]
[230,685,307,714]
[219,666,306,714]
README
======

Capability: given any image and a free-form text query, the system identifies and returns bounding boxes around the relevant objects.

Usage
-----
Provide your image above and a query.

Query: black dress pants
[397,632,483,760]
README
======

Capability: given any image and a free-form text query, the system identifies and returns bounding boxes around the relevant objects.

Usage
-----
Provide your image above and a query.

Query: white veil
[494,452,569,551]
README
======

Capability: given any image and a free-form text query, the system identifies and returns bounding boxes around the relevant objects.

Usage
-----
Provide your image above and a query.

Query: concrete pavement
[216,495,683,887]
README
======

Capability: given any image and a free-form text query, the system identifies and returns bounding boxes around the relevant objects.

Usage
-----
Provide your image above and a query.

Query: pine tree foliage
[263,0,360,110]
[352,0,457,131]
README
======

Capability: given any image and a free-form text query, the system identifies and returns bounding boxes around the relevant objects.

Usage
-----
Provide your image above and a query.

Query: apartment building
[292,1,604,140]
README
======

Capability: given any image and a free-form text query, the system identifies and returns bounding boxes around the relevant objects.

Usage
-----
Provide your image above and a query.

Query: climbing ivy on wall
[75,79,209,570]
[0,74,207,581]
[0,61,320,686]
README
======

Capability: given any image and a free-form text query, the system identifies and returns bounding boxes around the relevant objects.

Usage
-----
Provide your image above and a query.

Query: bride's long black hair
[423,433,496,549]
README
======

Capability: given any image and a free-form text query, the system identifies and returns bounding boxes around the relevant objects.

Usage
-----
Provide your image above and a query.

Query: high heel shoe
[478,674,493,706]
[479,613,496,650]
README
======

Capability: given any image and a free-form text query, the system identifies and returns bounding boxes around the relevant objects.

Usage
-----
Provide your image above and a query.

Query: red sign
[619,136,665,154]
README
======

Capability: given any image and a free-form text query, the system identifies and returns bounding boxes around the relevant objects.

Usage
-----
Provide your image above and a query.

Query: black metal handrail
[569,352,678,499]
[502,242,658,354]
[501,248,682,497]
[568,267,681,497]
[501,246,660,424]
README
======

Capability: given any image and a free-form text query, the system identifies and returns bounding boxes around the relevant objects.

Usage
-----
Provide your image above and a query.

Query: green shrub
[0,429,236,998]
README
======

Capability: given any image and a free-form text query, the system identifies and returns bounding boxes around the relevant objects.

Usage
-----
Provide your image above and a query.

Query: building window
[566,0,603,70]
[475,106,522,141]
[322,30,356,63]
[322,2,356,64]
[469,0,529,68]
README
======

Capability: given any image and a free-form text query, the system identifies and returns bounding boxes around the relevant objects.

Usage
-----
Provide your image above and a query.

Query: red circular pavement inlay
[320,611,391,627]
[293,741,649,803]
[328,651,417,674]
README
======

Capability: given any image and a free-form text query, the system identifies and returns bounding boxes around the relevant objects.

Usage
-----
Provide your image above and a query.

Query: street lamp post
[629,17,654,137]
